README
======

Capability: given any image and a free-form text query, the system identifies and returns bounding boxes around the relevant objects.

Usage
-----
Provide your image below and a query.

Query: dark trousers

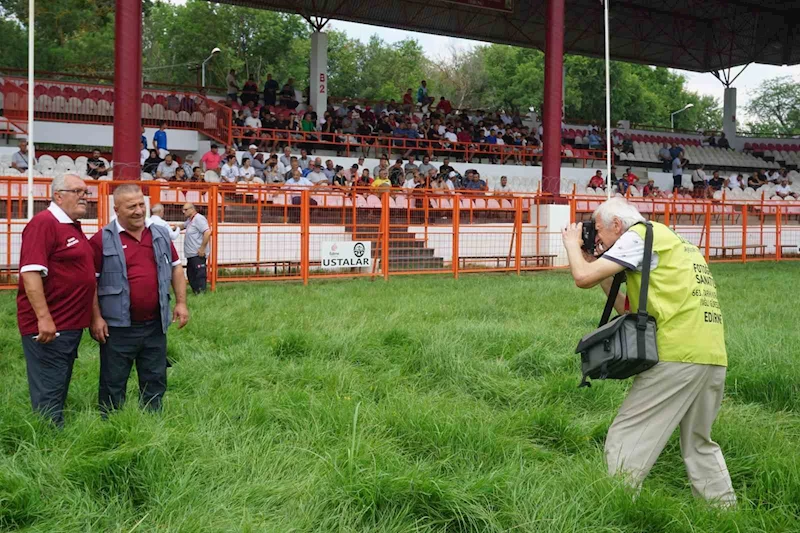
[21,330,83,427]
[187,255,207,294]
[99,320,167,414]
[673,175,682,191]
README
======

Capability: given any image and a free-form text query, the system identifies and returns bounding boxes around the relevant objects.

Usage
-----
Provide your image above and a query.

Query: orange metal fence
[0,178,798,291]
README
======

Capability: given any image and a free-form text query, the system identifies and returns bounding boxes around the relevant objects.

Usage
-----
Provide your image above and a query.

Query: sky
[167,0,800,122]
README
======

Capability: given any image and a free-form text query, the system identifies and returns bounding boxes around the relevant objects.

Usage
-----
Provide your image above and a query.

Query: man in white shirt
[726,174,743,189]
[147,203,180,241]
[244,115,261,131]
[279,146,293,170]
[306,162,329,184]
[775,178,797,199]
[156,154,179,180]
[140,141,150,167]
[402,173,417,189]
[220,155,239,183]
[494,176,513,194]
[284,169,315,205]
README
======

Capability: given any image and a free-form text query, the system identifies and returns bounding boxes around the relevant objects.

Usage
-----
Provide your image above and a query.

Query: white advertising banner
[321,241,372,269]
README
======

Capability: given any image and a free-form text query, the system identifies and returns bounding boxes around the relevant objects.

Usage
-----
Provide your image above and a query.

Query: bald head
[113,184,146,232]
[183,203,197,217]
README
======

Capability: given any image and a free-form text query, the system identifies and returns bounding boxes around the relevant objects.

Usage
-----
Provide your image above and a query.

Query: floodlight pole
[603,0,612,199]
[27,0,35,219]
[670,104,693,131]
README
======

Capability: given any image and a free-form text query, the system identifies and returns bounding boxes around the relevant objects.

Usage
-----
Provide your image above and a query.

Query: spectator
[588,171,606,191]
[190,167,205,182]
[141,126,148,150]
[668,142,683,161]
[264,155,284,184]
[372,169,391,188]
[587,131,602,149]
[11,140,36,172]
[494,175,514,194]
[177,203,211,294]
[250,153,266,180]
[244,113,262,145]
[241,145,259,166]
[658,143,672,173]
[708,171,725,192]
[17,174,96,427]
[86,149,110,179]
[284,169,315,204]
[332,166,350,187]
[436,96,452,116]
[705,133,717,147]
[404,155,419,174]
[153,122,169,159]
[181,154,196,179]
[402,171,418,189]
[283,157,301,181]
[642,179,657,197]
[672,156,687,191]
[241,75,259,107]
[142,149,162,176]
[726,174,744,190]
[263,73,279,106]
[439,158,455,176]
[279,83,298,109]
[717,133,730,150]
[220,155,239,183]
[156,153,179,181]
[462,171,487,192]
[140,141,150,166]
[226,69,239,102]
[180,92,197,114]
[238,158,257,183]
[417,80,434,110]
[402,89,414,114]
[166,90,181,112]
[691,164,707,190]
[306,161,328,184]
[148,203,180,241]
[417,155,435,176]
[747,171,766,189]
[775,178,797,199]
[322,160,336,182]
[89,184,188,415]
[200,144,223,174]
[279,146,293,169]
[296,148,311,171]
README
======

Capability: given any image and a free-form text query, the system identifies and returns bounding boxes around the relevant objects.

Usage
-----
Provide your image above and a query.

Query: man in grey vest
[89,184,189,414]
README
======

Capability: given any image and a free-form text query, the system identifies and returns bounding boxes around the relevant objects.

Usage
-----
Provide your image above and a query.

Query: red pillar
[541,0,565,196]
[113,0,143,180]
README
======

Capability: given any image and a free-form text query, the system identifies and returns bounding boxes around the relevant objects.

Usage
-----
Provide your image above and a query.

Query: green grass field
[1,263,799,532]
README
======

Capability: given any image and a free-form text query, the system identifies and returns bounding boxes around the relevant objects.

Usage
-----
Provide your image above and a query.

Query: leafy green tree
[745,77,800,136]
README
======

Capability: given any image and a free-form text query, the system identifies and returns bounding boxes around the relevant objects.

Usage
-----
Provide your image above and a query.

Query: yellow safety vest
[625,222,727,367]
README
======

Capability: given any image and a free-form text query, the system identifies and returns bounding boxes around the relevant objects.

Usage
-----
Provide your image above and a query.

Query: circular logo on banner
[353,242,365,258]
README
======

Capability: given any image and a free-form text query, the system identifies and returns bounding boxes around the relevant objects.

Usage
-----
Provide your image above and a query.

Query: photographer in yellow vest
[561,197,735,506]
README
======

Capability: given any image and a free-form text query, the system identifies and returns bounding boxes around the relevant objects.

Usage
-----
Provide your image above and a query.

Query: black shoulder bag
[575,222,659,387]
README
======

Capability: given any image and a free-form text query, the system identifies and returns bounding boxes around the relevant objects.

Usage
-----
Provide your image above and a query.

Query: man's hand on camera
[561,222,584,250]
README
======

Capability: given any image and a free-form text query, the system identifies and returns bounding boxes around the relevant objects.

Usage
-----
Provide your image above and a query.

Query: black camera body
[582,221,597,254]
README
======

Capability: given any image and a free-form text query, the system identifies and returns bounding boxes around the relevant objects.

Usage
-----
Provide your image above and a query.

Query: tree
[745,77,800,136]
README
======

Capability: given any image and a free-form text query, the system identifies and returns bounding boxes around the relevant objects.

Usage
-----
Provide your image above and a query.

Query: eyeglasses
[57,189,92,197]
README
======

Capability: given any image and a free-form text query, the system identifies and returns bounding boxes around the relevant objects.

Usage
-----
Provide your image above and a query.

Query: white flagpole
[27,0,35,219]
[603,0,612,199]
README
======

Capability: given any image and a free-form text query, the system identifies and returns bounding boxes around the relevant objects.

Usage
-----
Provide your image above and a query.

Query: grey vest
[97,221,174,333]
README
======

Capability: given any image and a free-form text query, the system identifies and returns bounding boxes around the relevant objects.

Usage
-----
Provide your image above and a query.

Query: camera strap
[598,273,624,327]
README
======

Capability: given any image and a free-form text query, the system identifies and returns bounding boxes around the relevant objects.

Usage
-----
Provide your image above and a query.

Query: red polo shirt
[17,204,96,336]
[89,224,180,323]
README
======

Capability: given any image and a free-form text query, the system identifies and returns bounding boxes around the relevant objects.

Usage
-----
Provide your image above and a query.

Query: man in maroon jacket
[17,174,96,427]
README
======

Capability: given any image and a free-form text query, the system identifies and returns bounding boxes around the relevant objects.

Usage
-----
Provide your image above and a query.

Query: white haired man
[561,197,736,506]
[147,203,180,241]
[17,175,95,426]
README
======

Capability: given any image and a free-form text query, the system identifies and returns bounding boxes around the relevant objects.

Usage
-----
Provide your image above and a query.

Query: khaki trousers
[605,361,736,505]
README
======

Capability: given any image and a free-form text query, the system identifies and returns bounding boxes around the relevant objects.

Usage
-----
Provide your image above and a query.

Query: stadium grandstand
[1,0,799,286]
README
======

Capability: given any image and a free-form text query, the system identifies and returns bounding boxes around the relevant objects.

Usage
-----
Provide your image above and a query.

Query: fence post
[741,204,747,263]
[301,190,309,286]
[381,191,389,281]
[210,185,219,292]
[776,204,782,261]
[664,201,671,227]
[453,194,460,280]
[515,196,523,275]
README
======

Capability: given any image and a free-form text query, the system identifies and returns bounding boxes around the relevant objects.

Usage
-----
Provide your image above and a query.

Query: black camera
[581,221,597,254]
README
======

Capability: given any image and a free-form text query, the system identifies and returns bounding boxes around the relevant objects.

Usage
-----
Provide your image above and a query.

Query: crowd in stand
[221,72,546,164]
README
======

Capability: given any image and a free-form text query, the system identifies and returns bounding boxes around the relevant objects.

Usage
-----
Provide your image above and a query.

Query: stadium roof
[215,0,799,73]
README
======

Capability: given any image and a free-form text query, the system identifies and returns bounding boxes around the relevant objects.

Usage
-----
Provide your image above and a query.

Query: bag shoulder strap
[636,222,655,357]
[598,272,624,327]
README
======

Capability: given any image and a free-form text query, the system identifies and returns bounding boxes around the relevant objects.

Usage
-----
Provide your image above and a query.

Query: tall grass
[1,263,798,532]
